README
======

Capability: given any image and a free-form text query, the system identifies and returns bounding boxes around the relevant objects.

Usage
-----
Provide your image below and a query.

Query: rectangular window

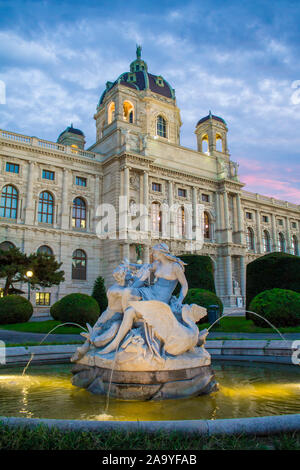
[152,182,162,192]
[262,215,269,223]
[76,176,87,187]
[6,162,19,174]
[42,169,55,180]
[202,194,209,203]
[178,188,187,198]
[278,219,283,226]
[246,212,253,220]
[292,222,297,229]
[36,292,51,306]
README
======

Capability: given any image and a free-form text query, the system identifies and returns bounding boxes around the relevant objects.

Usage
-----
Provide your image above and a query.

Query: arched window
[278,232,285,252]
[123,101,134,123]
[177,206,186,238]
[151,202,162,233]
[202,135,209,153]
[216,134,223,152]
[0,185,18,219]
[292,235,299,256]
[156,115,167,138]
[246,227,255,251]
[0,241,15,251]
[108,101,115,124]
[262,230,271,253]
[37,245,53,256]
[204,211,211,239]
[72,197,86,229]
[38,191,54,224]
[72,249,87,280]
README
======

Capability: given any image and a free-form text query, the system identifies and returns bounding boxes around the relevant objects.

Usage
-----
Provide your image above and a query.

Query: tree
[0,247,65,296]
[92,276,108,313]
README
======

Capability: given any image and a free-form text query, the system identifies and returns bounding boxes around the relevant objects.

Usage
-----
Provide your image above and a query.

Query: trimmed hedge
[246,252,300,310]
[175,254,216,294]
[248,288,300,327]
[92,276,108,313]
[50,293,100,327]
[0,295,33,324]
[184,288,223,322]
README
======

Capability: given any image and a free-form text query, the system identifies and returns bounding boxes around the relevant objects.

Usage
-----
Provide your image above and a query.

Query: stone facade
[0,49,299,313]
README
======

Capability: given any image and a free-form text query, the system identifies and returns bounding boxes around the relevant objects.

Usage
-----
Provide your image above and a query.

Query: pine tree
[92,276,108,313]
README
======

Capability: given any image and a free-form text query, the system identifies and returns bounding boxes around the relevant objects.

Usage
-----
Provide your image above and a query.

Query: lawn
[200,316,300,334]
[0,424,299,450]
[0,317,300,336]
[0,320,83,335]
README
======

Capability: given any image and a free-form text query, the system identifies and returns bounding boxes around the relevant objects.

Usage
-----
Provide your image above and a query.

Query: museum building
[0,47,299,314]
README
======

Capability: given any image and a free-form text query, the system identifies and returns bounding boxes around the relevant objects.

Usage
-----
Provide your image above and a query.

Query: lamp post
[26,270,33,301]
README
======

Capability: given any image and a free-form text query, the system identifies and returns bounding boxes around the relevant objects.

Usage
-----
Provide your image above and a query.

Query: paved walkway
[0,329,82,344]
[0,328,299,344]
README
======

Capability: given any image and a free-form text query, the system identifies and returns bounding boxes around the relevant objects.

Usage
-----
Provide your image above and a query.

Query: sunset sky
[0,0,300,202]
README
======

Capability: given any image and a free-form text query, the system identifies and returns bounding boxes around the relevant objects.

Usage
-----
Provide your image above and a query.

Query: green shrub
[248,288,300,327]
[246,252,300,310]
[184,288,223,322]
[0,295,33,324]
[174,255,216,295]
[50,293,100,327]
[92,276,108,313]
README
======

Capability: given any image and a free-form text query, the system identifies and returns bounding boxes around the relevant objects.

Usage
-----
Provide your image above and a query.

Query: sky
[0,0,300,203]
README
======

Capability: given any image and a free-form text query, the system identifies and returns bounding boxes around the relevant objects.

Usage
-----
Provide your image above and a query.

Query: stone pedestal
[71,347,218,400]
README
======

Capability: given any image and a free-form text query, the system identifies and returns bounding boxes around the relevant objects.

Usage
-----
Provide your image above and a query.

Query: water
[207,311,288,343]
[22,322,88,376]
[0,362,299,421]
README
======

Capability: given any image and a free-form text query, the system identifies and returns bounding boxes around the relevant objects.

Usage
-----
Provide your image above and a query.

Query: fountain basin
[71,363,218,400]
[0,362,299,421]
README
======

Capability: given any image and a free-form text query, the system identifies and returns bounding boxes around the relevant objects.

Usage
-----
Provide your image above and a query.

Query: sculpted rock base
[71,363,218,400]
[71,347,218,400]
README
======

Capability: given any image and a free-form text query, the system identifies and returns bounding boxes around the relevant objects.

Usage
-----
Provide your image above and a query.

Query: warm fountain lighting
[26,270,33,278]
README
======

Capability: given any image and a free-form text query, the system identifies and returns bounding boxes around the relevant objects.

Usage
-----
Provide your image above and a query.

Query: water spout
[207,311,288,344]
[22,322,88,376]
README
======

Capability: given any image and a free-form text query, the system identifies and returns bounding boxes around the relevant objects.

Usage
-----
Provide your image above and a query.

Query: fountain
[71,243,218,400]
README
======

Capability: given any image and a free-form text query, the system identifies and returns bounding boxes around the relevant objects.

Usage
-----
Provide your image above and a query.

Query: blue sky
[1,0,300,202]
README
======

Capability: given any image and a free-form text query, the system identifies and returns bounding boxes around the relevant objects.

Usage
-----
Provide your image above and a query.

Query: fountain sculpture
[71,243,218,400]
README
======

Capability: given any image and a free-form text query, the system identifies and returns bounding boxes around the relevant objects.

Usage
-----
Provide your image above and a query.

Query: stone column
[271,213,277,251]
[286,216,291,253]
[223,190,232,243]
[215,192,222,243]
[143,245,150,263]
[169,180,175,238]
[236,193,244,244]
[255,209,262,253]
[240,256,246,300]
[120,167,130,239]
[93,175,100,232]
[225,255,233,297]
[142,171,149,234]
[61,168,69,229]
[24,161,35,225]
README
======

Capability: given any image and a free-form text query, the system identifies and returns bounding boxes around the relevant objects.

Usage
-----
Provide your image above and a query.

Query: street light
[26,270,33,301]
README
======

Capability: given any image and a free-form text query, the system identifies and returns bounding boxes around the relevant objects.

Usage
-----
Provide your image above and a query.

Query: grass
[0,320,83,335]
[0,317,299,337]
[0,424,299,450]
[200,317,300,334]
[5,341,83,347]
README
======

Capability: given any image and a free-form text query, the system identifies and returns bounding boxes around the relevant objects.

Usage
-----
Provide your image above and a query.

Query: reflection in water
[0,362,299,421]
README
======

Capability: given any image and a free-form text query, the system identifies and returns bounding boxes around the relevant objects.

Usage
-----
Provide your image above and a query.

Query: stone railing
[242,190,300,211]
[0,129,101,160]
